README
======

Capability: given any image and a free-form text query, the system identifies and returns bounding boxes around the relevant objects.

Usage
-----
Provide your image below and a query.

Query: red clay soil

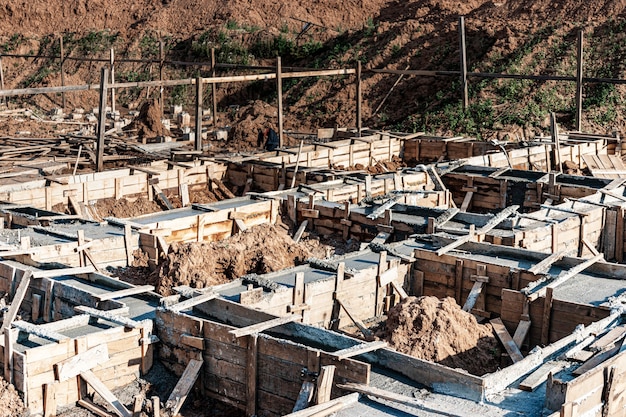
[0,378,25,417]
[154,224,312,295]
[380,296,501,376]
[124,99,171,141]
[95,197,161,219]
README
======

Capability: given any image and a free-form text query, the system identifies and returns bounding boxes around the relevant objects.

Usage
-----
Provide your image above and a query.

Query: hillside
[3,0,626,142]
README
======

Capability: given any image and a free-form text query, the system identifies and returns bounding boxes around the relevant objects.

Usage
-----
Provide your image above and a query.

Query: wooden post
[541,287,554,345]
[246,334,258,416]
[60,35,66,109]
[159,40,165,115]
[575,30,584,132]
[211,48,218,128]
[195,76,203,151]
[356,61,362,137]
[551,112,562,173]
[277,56,284,148]
[110,48,116,115]
[0,56,5,106]
[459,16,469,110]
[96,68,108,172]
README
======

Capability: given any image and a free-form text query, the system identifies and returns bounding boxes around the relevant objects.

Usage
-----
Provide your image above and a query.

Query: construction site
[3,2,626,417]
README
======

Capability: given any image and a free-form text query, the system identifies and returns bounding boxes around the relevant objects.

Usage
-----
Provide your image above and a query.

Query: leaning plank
[519,360,569,391]
[316,365,335,404]
[330,341,388,360]
[229,315,302,338]
[390,281,408,300]
[524,254,603,301]
[527,252,565,275]
[490,318,524,363]
[32,266,95,279]
[1,270,32,333]
[56,343,109,381]
[588,324,626,352]
[292,381,316,412]
[168,292,218,312]
[75,306,140,329]
[513,320,532,349]
[80,370,132,417]
[12,320,69,342]
[153,184,174,210]
[573,341,624,376]
[370,231,391,246]
[337,300,373,338]
[437,205,519,255]
[165,359,203,415]
[293,220,308,243]
[366,196,401,220]
[462,281,484,312]
[284,393,359,417]
[77,399,116,417]
[95,285,155,301]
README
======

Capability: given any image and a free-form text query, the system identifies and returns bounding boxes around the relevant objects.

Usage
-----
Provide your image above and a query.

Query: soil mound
[381,296,500,376]
[125,99,170,141]
[0,378,25,417]
[95,197,161,219]
[155,224,311,295]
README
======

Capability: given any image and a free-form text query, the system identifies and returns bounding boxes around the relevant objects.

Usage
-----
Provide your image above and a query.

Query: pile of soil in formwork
[341,155,407,174]
[0,378,25,417]
[380,296,500,376]
[95,197,161,219]
[154,224,311,295]
[124,99,170,141]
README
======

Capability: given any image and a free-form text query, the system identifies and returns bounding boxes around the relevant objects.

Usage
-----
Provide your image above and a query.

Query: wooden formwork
[156,298,370,417]
[0,262,157,416]
[0,161,227,211]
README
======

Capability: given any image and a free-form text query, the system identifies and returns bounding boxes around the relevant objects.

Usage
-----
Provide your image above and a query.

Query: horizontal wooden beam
[168,292,218,312]
[229,314,302,338]
[74,306,141,329]
[32,266,95,279]
[95,285,155,301]
[330,341,388,360]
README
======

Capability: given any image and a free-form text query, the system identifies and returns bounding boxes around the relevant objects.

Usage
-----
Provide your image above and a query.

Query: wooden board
[165,359,203,415]
[491,318,524,363]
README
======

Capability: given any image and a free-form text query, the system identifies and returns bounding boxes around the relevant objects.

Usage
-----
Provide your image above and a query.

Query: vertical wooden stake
[459,16,469,110]
[59,35,66,109]
[277,56,284,148]
[246,334,258,416]
[95,68,108,172]
[211,48,218,128]
[575,30,584,132]
[356,61,362,137]
[195,77,203,151]
[0,56,5,106]
[455,259,464,305]
[551,112,562,173]
[159,40,165,115]
[541,287,554,345]
[110,48,116,115]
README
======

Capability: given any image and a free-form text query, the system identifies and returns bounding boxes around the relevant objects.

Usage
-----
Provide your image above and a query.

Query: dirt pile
[95,197,161,219]
[125,99,170,141]
[380,296,500,376]
[155,224,311,295]
[0,378,25,417]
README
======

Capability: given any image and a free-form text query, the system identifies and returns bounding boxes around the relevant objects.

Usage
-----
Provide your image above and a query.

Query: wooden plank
[337,300,372,338]
[390,281,408,300]
[491,318,524,363]
[234,218,247,233]
[32,266,96,279]
[316,365,335,404]
[229,315,302,338]
[588,325,626,352]
[246,335,258,416]
[293,220,308,243]
[55,344,109,382]
[292,381,315,412]
[165,358,203,415]
[330,341,387,360]
[43,381,58,417]
[152,184,174,210]
[80,370,131,417]
[77,399,116,417]
[462,281,484,312]
[519,361,568,391]
[168,292,217,312]
[573,342,623,376]
[513,320,532,349]
[1,270,32,332]
[74,306,140,329]
[527,252,565,275]
[284,393,359,417]
[12,320,68,341]
[95,285,154,301]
